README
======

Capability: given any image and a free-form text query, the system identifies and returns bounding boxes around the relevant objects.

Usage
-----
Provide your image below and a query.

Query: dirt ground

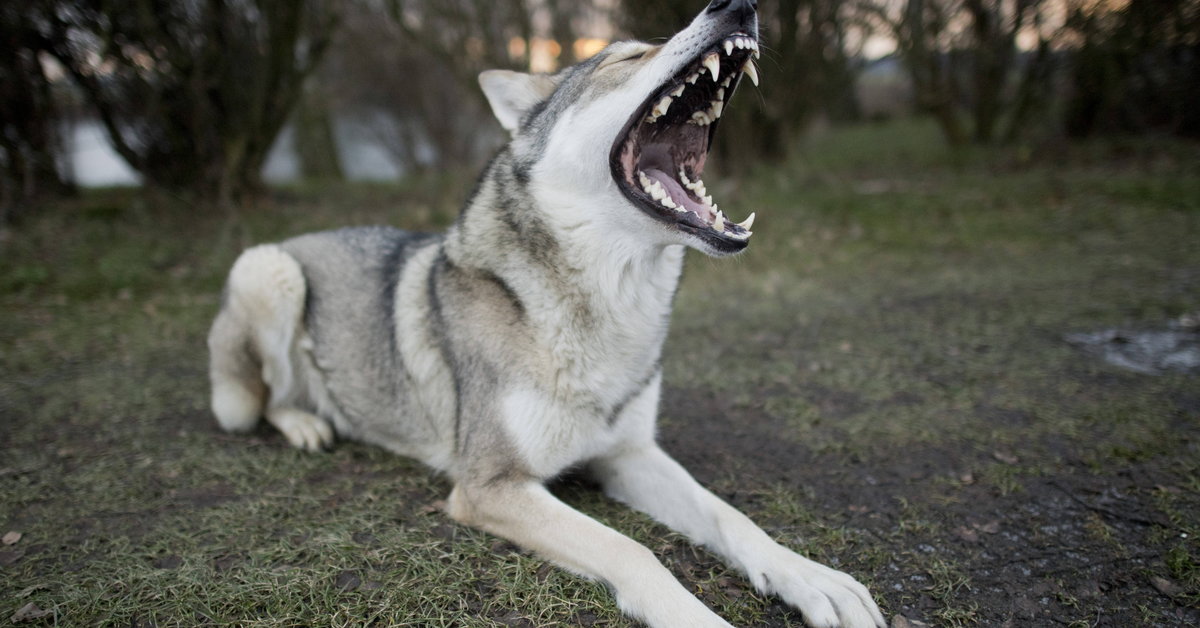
[660,384,1200,626]
[3,124,1198,626]
[4,358,1196,627]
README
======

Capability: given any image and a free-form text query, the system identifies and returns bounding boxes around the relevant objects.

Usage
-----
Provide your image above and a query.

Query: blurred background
[3,3,1199,625]
[2,0,1197,215]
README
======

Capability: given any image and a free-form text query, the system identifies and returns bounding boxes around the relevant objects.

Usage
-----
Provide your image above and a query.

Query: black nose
[706,0,758,18]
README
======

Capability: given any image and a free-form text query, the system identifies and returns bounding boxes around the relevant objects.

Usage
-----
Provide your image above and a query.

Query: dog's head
[479,0,760,257]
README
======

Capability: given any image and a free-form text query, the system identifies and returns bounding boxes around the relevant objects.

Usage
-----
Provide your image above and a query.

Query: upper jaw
[609,29,761,256]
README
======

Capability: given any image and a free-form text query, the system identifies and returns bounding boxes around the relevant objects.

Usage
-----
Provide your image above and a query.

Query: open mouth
[611,32,760,253]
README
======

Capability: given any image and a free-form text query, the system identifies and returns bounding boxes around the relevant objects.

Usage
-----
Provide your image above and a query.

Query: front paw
[760,554,886,628]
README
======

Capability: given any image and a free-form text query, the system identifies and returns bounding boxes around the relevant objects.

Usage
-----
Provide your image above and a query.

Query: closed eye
[598,52,645,69]
[596,43,656,69]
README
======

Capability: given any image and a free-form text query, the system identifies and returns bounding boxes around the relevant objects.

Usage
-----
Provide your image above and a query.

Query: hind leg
[209,244,334,451]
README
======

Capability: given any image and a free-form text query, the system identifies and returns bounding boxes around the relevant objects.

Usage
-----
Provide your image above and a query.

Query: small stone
[335,570,361,592]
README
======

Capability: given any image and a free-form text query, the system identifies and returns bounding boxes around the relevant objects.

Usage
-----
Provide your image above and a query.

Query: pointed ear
[479,70,559,134]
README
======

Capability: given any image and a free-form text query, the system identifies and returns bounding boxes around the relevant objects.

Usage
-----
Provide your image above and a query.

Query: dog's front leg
[591,446,886,628]
[446,479,734,628]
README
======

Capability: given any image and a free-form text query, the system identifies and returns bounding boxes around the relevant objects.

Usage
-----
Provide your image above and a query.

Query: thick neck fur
[443,149,684,394]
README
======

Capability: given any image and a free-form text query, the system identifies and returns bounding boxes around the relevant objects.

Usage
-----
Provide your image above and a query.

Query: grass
[2,118,1199,626]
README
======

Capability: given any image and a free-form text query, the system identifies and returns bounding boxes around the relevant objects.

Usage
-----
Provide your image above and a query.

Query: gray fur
[206,2,885,625]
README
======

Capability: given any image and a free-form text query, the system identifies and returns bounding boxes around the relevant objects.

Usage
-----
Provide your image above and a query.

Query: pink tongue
[644,168,714,222]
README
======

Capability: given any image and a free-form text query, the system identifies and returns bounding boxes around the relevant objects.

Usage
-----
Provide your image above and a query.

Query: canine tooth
[743,59,759,86]
[703,53,720,81]
[671,84,686,97]
[737,212,756,230]
[724,40,734,56]
[712,210,726,232]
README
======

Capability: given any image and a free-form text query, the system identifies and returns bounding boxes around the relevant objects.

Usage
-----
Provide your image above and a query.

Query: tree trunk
[294,84,345,181]
[0,14,74,224]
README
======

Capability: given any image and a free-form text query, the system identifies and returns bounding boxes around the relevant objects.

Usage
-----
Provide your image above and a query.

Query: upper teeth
[647,37,762,123]
[743,59,759,86]
[702,53,720,81]
[723,35,760,58]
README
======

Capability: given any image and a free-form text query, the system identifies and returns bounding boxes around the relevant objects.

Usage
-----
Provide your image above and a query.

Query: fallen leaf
[973,520,1001,534]
[2,531,21,545]
[954,526,979,543]
[1151,575,1182,597]
[992,451,1019,465]
[891,615,930,628]
[419,500,446,515]
[10,602,53,623]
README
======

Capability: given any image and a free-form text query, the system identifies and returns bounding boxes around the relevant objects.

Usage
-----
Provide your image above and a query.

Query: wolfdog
[207,1,885,625]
